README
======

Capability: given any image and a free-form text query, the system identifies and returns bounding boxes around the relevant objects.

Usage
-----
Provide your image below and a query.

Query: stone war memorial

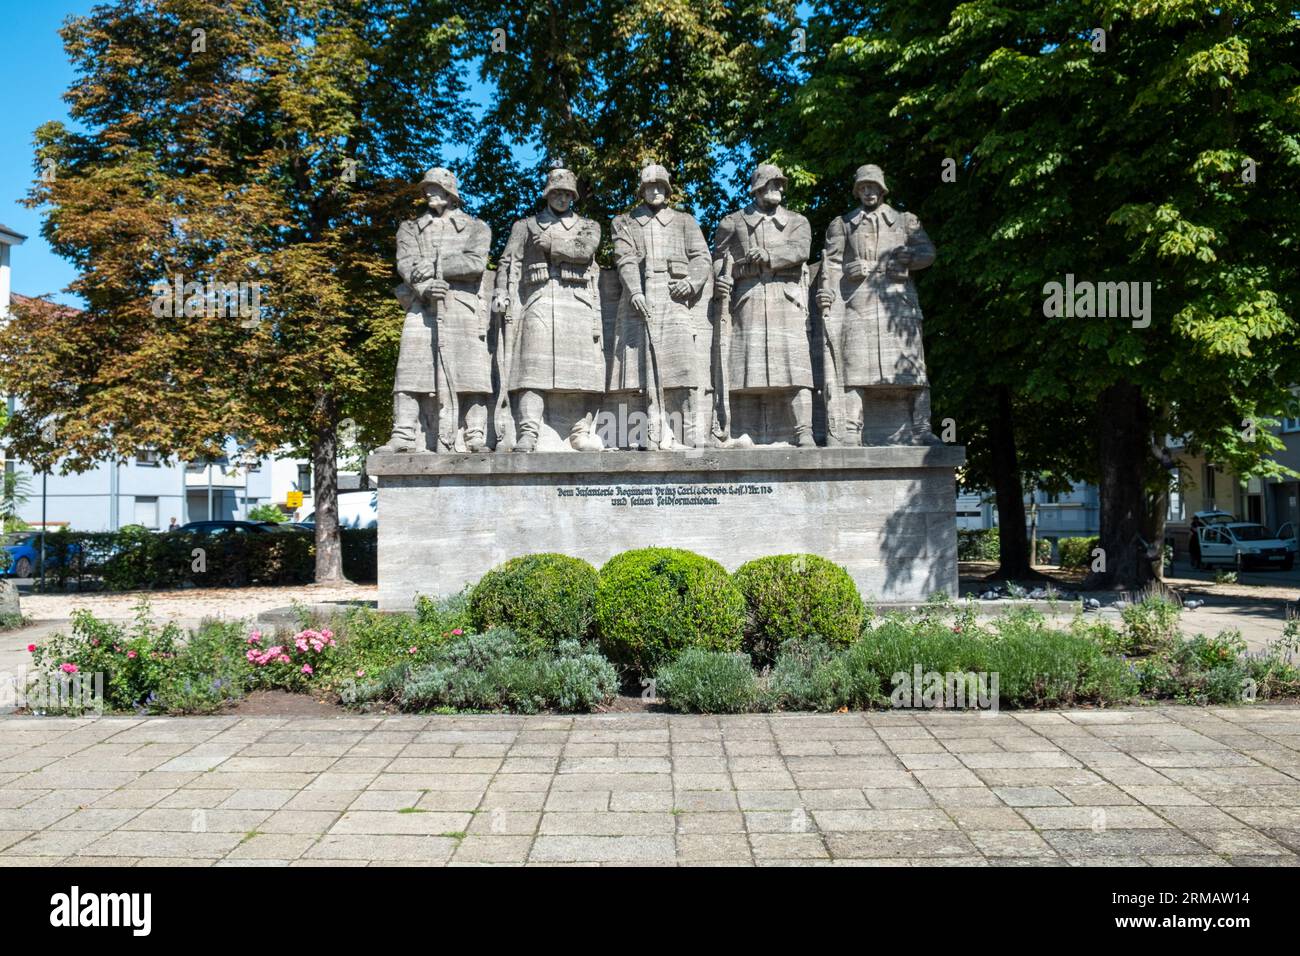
[369,162,964,609]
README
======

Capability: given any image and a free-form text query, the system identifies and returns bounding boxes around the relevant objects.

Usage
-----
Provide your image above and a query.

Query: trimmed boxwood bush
[468,553,598,651]
[1057,536,1099,569]
[732,554,865,663]
[595,547,745,673]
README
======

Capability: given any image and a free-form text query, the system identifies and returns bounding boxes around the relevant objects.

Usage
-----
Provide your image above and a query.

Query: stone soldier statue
[379,167,492,453]
[493,168,605,452]
[610,164,713,449]
[712,164,816,447]
[817,164,937,445]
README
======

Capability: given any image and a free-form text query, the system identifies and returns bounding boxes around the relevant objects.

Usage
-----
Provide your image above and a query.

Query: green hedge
[732,554,865,663]
[469,553,598,651]
[594,547,745,673]
[34,526,377,591]
[1057,536,1099,569]
[957,528,999,560]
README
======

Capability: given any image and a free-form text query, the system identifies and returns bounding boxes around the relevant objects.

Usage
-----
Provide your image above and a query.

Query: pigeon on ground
[1085,598,1102,610]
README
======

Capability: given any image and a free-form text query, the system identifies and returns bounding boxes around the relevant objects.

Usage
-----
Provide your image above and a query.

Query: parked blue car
[1,532,43,578]
[1,532,80,578]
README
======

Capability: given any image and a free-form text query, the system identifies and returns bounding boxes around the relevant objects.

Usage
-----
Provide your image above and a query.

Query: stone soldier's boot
[513,390,543,453]
[792,387,817,448]
[375,392,422,454]
[464,398,490,452]
[569,412,605,452]
[908,387,943,445]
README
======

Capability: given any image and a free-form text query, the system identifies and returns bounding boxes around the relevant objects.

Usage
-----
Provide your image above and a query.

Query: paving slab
[1,707,1298,866]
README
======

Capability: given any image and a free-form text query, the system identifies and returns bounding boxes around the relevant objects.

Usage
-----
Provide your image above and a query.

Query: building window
[136,448,161,467]
[1167,473,1185,522]
[297,464,312,496]
[133,496,159,529]
[1283,418,1300,434]
[1205,464,1217,505]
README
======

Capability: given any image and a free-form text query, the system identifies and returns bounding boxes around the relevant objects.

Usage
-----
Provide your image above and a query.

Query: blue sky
[0,0,96,305]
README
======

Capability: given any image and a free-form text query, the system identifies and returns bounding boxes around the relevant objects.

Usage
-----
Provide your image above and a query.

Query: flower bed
[20,552,1300,715]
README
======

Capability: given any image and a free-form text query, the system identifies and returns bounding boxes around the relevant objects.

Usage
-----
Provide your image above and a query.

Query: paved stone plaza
[2,707,1300,866]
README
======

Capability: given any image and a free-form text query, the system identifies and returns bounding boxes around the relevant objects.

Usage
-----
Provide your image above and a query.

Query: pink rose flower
[60,663,79,674]
[127,650,138,659]
[301,664,313,675]
[356,669,365,678]
[408,646,417,654]
[26,644,35,653]
[452,628,464,636]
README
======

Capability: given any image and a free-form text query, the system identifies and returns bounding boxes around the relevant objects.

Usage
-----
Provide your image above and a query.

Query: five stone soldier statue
[610,164,713,449]
[494,169,606,452]
[817,164,938,445]
[712,164,816,447]
[380,167,492,453]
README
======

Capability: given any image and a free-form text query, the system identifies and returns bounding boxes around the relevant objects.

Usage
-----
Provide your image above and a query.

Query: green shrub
[155,619,250,713]
[1120,594,1181,654]
[28,603,183,712]
[655,649,768,713]
[594,548,745,673]
[957,528,999,561]
[246,503,288,523]
[986,623,1139,707]
[321,594,471,689]
[1139,630,1250,704]
[770,636,882,711]
[469,553,598,651]
[34,526,378,591]
[1057,537,1099,569]
[393,629,617,713]
[732,554,865,663]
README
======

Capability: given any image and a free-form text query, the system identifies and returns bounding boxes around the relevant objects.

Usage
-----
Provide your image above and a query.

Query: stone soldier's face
[756,182,783,211]
[856,181,884,210]
[424,184,450,216]
[642,183,667,209]
[547,189,575,214]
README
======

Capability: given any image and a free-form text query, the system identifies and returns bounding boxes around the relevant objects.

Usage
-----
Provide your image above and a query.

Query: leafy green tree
[1,0,469,582]
[772,0,1300,586]
[458,0,801,252]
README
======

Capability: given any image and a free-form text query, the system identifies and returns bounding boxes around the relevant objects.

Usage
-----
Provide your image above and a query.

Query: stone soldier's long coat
[498,208,605,393]
[609,205,713,390]
[394,209,492,395]
[711,204,814,391]
[822,203,935,386]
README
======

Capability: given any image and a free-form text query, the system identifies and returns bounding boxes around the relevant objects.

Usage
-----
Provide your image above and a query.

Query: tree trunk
[312,395,348,584]
[989,385,1032,579]
[1147,486,1168,581]
[1087,381,1155,590]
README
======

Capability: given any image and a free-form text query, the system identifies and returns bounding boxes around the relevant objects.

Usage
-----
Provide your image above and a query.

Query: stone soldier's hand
[712,274,734,299]
[746,247,770,266]
[532,229,553,253]
[631,293,650,319]
[668,279,693,299]
[844,259,869,280]
[816,289,833,311]
[424,278,449,303]
[491,291,509,314]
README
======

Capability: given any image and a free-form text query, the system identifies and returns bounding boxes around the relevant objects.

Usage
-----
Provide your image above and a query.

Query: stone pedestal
[368,445,965,611]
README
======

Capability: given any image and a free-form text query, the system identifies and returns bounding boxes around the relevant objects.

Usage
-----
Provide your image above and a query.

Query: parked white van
[299,490,377,529]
